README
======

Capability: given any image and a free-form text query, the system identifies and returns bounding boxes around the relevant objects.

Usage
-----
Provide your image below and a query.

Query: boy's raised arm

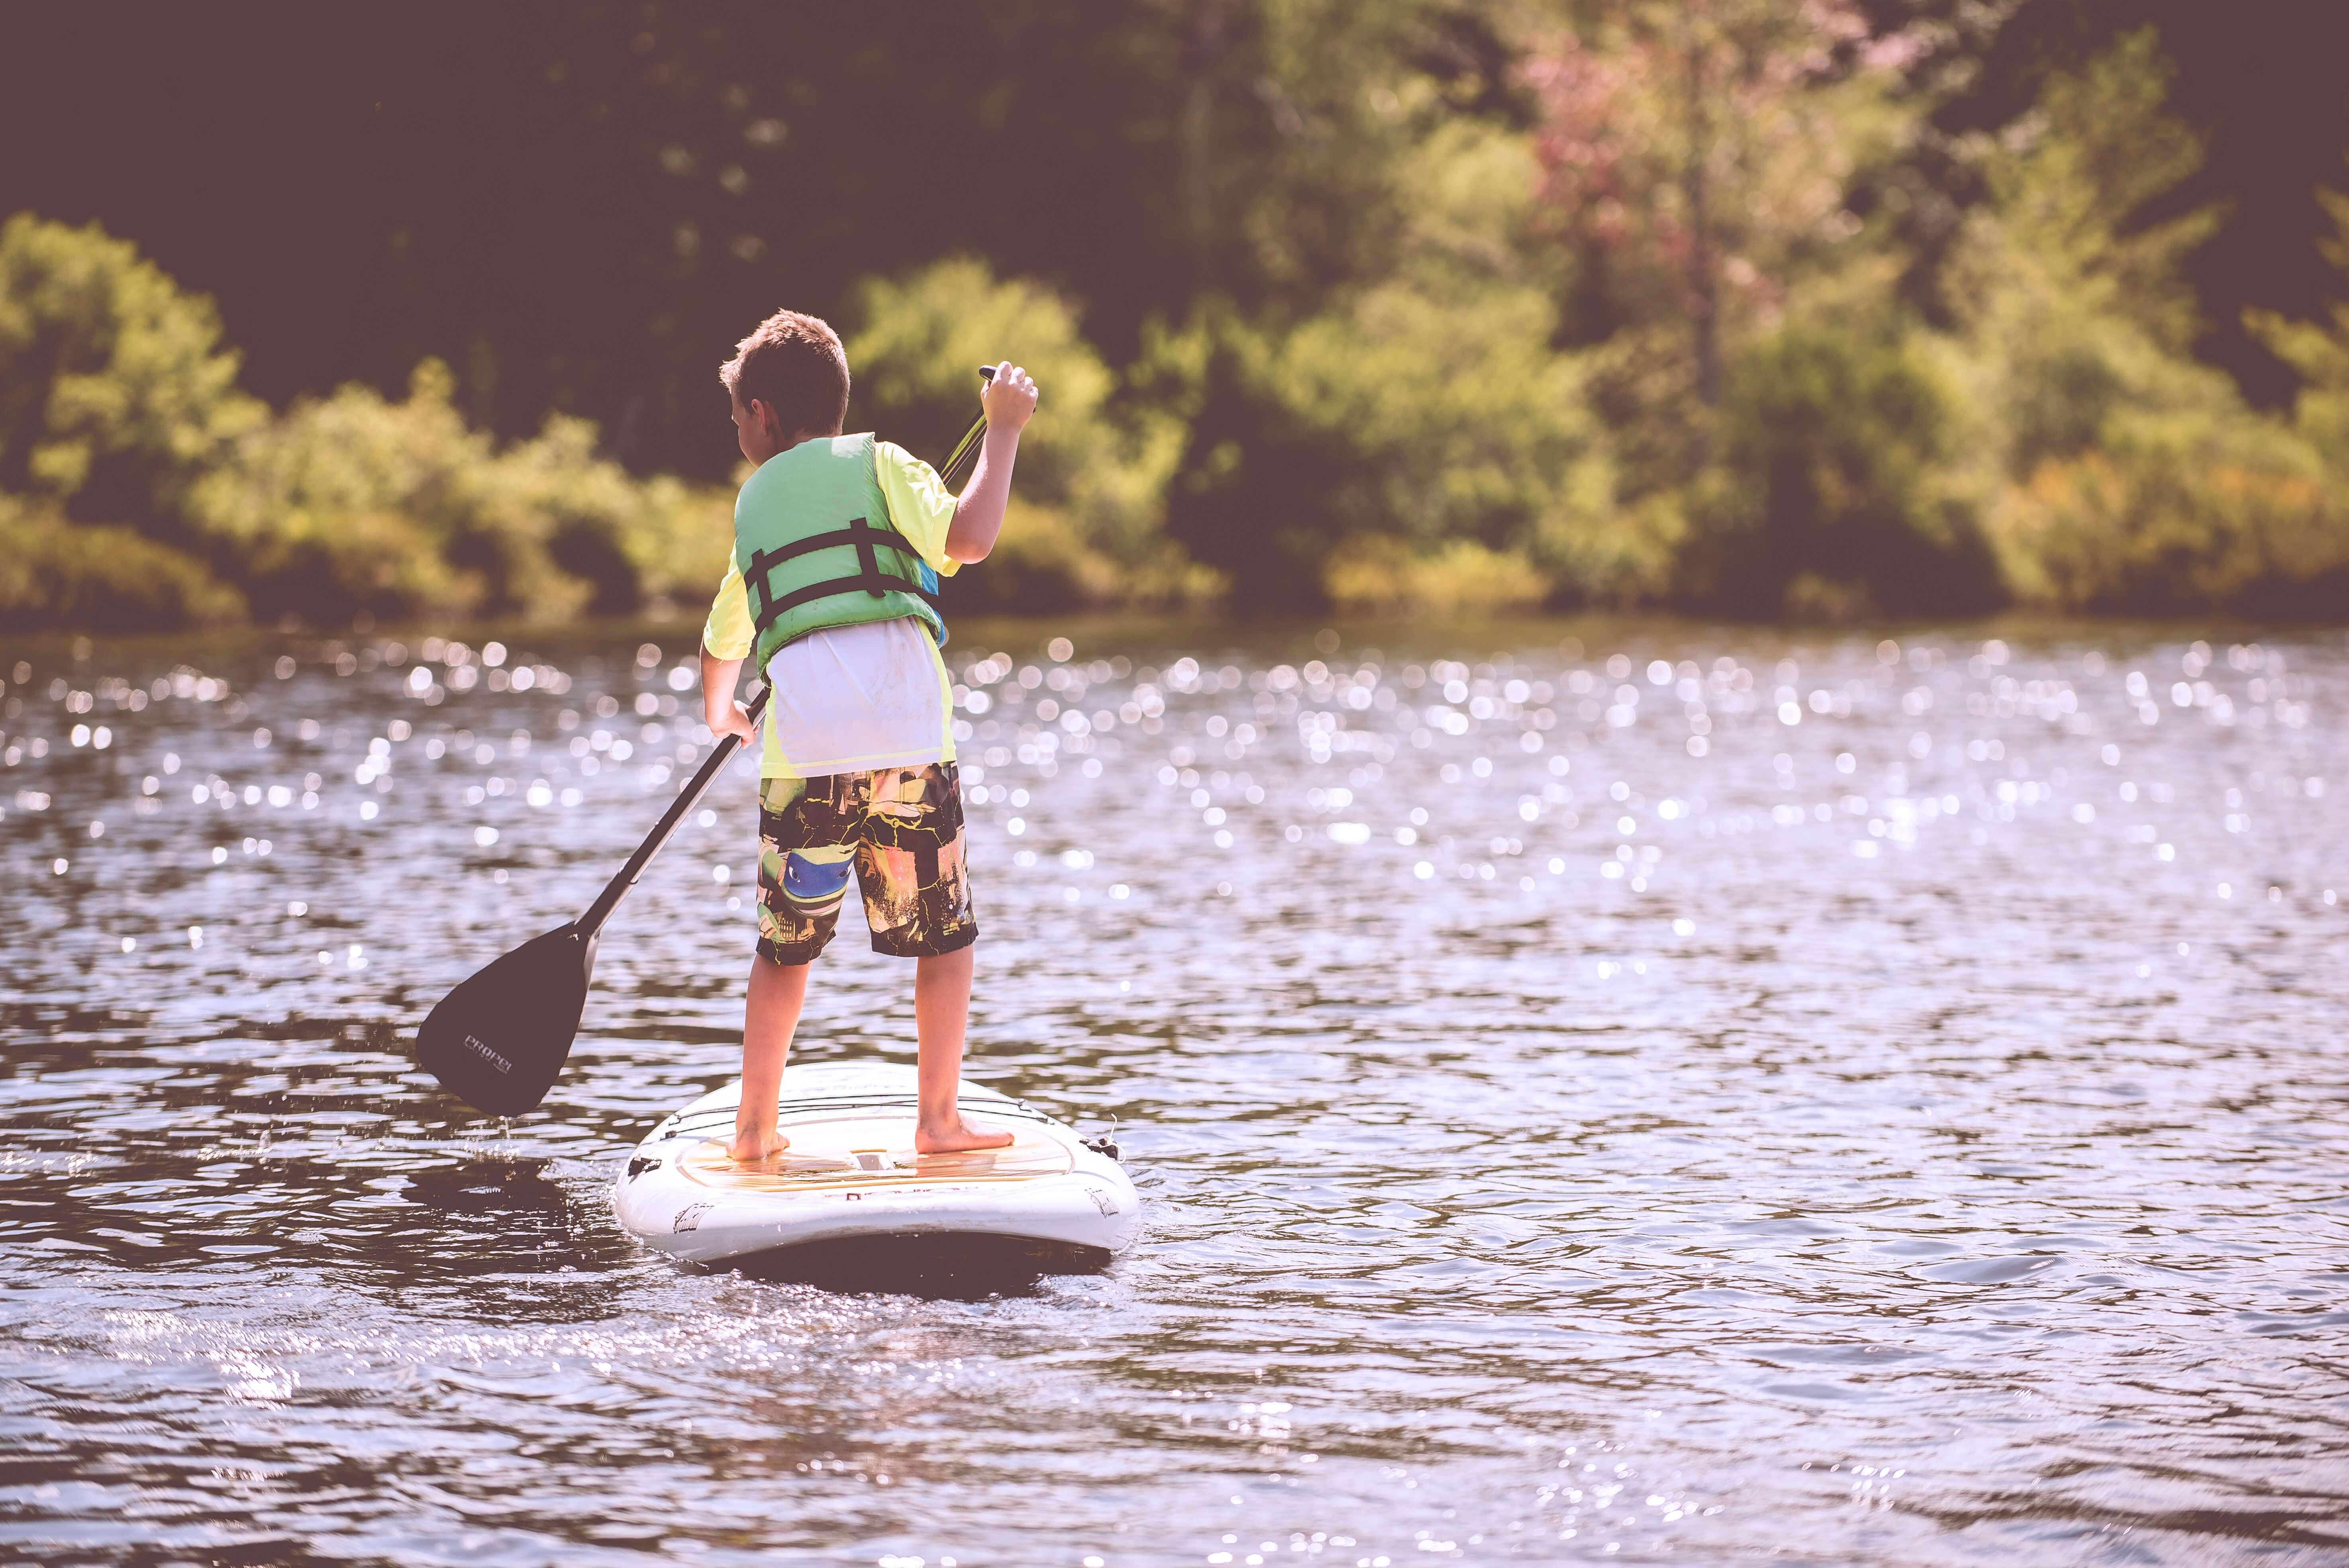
[944,362,1038,564]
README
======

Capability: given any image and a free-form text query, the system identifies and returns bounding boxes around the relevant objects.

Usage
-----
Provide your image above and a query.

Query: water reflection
[724,1235,1109,1301]
[2,621,2345,1563]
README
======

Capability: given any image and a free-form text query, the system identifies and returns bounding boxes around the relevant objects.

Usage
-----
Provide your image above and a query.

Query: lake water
[3,617,2345,1566]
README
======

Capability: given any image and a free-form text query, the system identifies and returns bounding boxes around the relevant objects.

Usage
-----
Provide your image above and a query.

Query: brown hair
[719,308,850,438]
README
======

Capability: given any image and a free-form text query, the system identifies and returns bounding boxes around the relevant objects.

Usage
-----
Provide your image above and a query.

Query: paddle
[416,367,1000,1116]
[415,684,768,1113]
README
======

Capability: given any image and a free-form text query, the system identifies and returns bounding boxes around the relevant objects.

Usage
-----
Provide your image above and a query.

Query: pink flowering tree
[1522,1,1907,444]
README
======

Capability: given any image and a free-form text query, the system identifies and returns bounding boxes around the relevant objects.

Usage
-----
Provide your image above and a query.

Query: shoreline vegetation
[6,30,2349,636]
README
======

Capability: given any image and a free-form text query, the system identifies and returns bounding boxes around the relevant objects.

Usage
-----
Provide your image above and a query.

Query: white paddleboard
[614,1061,1139,1267]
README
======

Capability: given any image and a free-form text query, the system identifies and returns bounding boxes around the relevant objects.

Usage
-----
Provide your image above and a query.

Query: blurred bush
[2240,178,2349,614]
[1989,443,2347,615]
[434,401,733,617]
[1680,322,2002,619]
[847,258,1210,612]
[1169,122,1624,612]
[1988,157,2349,618]
[1325,535,1553,613]
[0,494,243,631]
[192,362,490,623]
[1943,34,2349,616]
[194,360,733,625]
[0,217,734,630]
[0,214,262,541]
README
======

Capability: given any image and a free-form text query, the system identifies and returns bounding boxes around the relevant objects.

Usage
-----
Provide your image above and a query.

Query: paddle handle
[577,684,771,941]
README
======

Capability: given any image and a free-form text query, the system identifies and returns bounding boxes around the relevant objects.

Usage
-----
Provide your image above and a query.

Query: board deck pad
[678,1119,1075,1193]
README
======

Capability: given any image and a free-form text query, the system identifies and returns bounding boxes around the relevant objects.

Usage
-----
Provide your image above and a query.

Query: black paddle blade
[415,923,597,1116]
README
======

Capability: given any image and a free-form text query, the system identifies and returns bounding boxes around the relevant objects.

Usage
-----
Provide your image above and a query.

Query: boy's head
[720,308,849,463]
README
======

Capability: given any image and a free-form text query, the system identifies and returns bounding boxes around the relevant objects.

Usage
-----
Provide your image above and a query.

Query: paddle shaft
[576,684,770,941]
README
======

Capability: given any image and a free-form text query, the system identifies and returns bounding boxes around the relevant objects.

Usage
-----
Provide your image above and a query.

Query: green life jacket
[733,433,947,672]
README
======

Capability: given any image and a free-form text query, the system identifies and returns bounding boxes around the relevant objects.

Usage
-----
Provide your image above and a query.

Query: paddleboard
[614,1061,1139,1268]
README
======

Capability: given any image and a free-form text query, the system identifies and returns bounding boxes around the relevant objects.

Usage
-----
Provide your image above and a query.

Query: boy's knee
[912,937,977,972]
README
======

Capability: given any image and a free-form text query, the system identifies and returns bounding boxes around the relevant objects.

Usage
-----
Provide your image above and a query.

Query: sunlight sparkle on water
[0,624,2342,1563]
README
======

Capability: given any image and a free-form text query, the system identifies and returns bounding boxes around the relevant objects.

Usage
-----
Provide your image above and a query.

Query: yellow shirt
[703,439,962,778]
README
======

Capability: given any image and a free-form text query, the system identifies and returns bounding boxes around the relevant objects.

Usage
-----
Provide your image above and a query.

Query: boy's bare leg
[912,943,1013,1154]
[731,954,810,1161]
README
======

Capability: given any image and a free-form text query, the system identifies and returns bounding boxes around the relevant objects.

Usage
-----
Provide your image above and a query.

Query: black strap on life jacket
[746,515,942,643]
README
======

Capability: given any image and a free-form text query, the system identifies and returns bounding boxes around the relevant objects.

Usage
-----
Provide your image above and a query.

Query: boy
[699,308,1037,1160]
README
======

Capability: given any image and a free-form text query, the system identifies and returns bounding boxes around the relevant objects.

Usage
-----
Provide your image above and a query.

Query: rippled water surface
[4,617,2347,1566]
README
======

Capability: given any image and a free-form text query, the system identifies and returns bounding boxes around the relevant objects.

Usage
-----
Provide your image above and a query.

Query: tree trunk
[1178,0,1231,291]
[1684,34,1722,420]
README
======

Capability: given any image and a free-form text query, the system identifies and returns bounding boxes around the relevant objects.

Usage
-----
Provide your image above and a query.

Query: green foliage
[847,259,1201,611]
[1168,122,1628,611]
[1525,0,1910,498]
[9,18,2349,629]
[477,412,735,614]
[192,361,489,622]
[1995,172,2349,618]
[0,214,263,536]
[1325,535,1554,613]
[2249,183,2349,466]
[1984,31,2214,359]
[1941,31,2224,481]
[1940,34,2349,615]
[0,218,736,630]
[1684,322,2000,618]
[192,360,733,625]
[0,494,244,631]
[1989,439,2347,617]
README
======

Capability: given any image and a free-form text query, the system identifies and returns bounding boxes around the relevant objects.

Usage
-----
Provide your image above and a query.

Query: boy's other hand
[982,363,1038,434]
[702,650,750,739]
[710,699,758,745]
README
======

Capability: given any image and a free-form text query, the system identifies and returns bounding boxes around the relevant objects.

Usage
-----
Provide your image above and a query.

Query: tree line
[4,0,2347,630]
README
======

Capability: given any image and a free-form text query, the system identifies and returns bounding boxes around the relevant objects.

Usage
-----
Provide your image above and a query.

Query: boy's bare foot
[914,1116,1015,1155]
[727,1133,789,1163]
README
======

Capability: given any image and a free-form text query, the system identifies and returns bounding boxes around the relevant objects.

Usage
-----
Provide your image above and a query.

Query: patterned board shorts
[754,762,976,964]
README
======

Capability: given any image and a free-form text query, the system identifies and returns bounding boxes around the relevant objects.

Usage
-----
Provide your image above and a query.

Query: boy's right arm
[702,554,758,743]
[944,362,1038,564]
[702,650,755,742]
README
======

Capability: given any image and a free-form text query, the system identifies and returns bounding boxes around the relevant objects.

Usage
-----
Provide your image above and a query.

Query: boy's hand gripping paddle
[416,367,997,1116]
[938,365,999,488]
[415,686,770,1115]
